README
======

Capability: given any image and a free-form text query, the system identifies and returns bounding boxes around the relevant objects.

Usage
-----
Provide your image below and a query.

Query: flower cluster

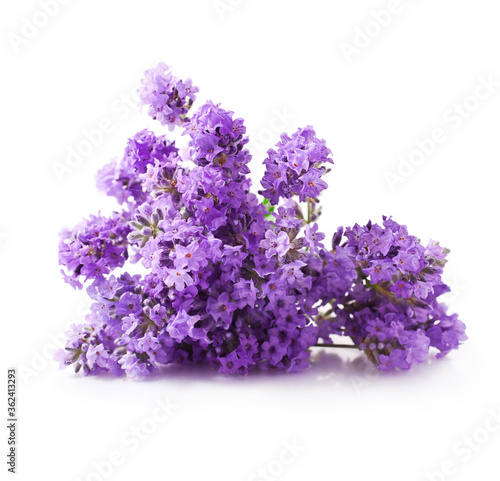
[139,62,198,130]
[96,129,180,207]
[315,218,467,371]
[259,126,333,205]
[345,216,448,301]
[56,64,466,379]
[59,212,131,289]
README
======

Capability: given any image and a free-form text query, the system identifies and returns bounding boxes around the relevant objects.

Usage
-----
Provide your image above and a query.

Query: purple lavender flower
[86,344,109,369]
[316,217,467,371]
[259,126,333,204]
[56,63,465,380]
[59,212,131,288]
[139,62,198,130]
[164,268,194,291]
[260,230,291,258]
[206,292,237,329]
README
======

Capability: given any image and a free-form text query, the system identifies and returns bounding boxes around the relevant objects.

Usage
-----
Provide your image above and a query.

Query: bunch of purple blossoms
[260,126,333,205]
[314,218,467,370]
[59,212,131,289]
[96,129,179,207]
[139,62,198,130]
[56,63,466,378]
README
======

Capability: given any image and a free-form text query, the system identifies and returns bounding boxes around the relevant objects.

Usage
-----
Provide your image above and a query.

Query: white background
[1,1,499,480]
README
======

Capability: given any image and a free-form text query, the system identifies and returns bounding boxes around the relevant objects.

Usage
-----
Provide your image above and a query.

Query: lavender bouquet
[56,63,466,378]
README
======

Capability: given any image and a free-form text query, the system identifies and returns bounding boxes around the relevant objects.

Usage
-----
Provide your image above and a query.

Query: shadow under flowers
[121,346,459,394]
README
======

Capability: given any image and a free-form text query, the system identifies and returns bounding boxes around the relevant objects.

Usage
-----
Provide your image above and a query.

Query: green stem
[372,282,392,297]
